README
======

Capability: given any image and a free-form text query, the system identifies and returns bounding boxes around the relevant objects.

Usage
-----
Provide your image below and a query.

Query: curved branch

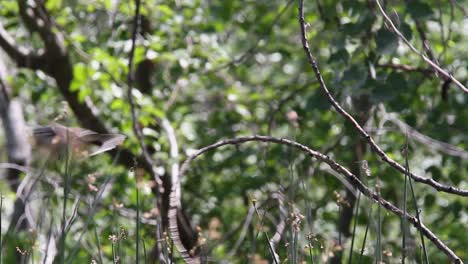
[298,0,468,196]
[269,191,287,251]
[169,135,461,263]
[17,0,66,57]
[227,205,256,257]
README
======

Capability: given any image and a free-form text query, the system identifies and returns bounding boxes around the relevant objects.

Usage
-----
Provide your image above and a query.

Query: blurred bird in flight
[31,123,125,158]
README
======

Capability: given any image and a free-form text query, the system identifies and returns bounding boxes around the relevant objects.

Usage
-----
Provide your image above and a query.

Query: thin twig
[269,191,287,251]
[403,134,429,263]
[252,200,279,264]
[402,140,408,264]
[59,134,71,263]
[348,191,361,264]
[227,205,256,256]
[0,195,3,264]
[68,150,122,260]
[358,205,372,263]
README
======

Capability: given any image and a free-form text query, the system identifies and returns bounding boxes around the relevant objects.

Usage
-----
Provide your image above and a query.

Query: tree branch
[298,0,468,196]
[374,0,467,93]
[17,0,66,58]
[169,135,462,263]
[0,23,44,70]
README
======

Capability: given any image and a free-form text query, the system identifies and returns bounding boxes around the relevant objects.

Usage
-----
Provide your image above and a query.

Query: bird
[31,123,126,158]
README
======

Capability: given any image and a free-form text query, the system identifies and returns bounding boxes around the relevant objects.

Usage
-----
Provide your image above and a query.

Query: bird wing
[88,134,126,156]
[32,124,125,157]
[32,126,57,145]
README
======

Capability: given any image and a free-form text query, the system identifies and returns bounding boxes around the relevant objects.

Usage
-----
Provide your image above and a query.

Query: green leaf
[371,72,407,103]
[156,5,174,17]
[329,49,349,65]
[71,63,89,91]
[386,72,407,92]
[426,165,442,181]
[401,23,413,41]
[375,28,398,55]
[407,1,434,21]
[45,0,62,11]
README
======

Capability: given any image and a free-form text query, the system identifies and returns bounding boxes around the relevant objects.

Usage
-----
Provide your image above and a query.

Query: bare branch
[298,0,468,196]
[374,0,467,93]
[269,191,287,251]
[227,205,256,256]
[170,135,462,263]
[17,0,66,58]
[0,23,44,70]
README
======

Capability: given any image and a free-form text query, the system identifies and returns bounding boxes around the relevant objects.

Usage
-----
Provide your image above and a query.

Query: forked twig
[374,0,467,93]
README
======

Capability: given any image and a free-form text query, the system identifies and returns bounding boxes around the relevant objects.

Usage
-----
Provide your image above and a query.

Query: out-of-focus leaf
[407,1,434,21]
[401,22,413,41]
[375,28,399,55]
[329,49,349,65]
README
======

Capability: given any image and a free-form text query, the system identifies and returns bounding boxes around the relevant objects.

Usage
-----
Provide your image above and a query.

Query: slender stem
[136,183,140,264]
[338,205,342,247]
[307,235,315,264]
[348,192,361,264]
[375,193,382,263]
[112,240,116,264]
[142,238,147,264]
[402,141,409,263]
[404,135,429,264]
[252,201,279,264]
[60,130,71,264]
[358,206,372,263]
[0,194,3,264]
[94,226,103,264]
[68,150,122,261]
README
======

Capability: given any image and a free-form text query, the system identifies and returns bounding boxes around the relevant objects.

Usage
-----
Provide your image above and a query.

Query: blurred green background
[0,0,467,263]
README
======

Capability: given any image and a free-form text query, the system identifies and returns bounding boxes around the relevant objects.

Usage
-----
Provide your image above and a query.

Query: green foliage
[0,0,467,263]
